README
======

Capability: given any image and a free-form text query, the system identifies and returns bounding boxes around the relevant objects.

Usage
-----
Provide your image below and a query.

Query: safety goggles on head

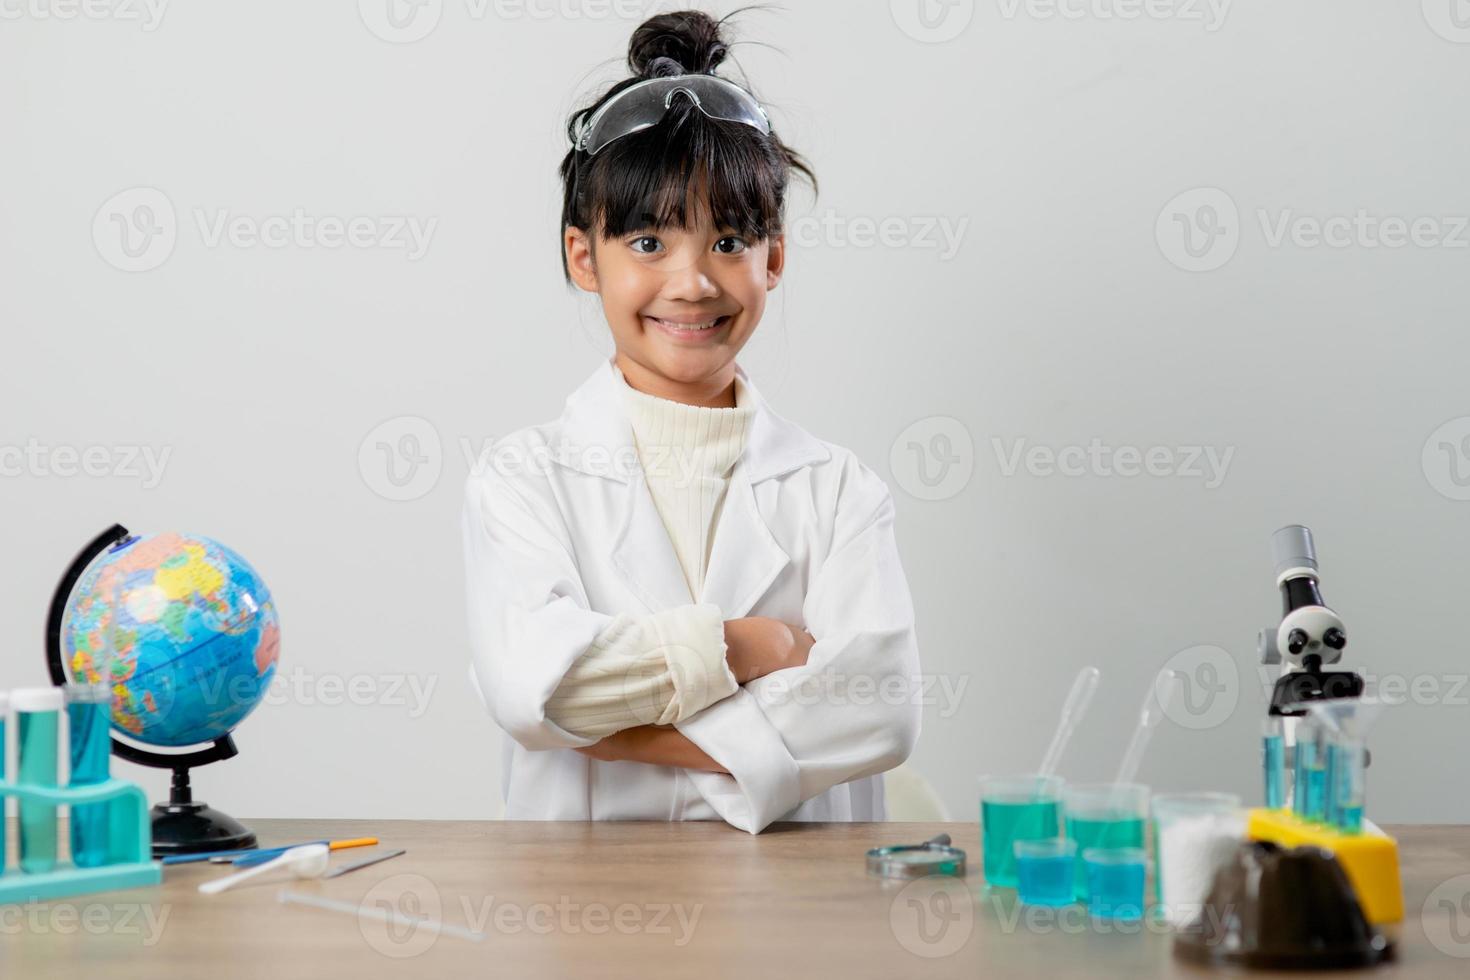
[572,73,772,157]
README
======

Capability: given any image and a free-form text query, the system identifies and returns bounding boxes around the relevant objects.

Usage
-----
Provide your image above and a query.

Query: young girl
[462,10,921,833]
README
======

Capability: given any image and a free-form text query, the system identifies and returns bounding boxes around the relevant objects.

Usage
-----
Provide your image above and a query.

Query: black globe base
[149,800,257,856]
[144,764,256,857]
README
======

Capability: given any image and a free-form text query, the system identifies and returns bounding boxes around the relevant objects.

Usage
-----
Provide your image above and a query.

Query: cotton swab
[1037,666,1102,778]
[198,844,330,896]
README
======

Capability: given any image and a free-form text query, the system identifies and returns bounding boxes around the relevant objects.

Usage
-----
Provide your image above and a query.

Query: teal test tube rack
[0,777,162,902]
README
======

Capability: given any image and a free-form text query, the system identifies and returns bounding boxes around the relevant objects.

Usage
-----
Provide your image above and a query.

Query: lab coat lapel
[697,457,788,618]
[555,358,829,618]
[613,465,701,613]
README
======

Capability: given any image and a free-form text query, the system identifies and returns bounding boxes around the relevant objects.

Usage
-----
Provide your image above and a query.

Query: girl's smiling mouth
[644,313,733,340]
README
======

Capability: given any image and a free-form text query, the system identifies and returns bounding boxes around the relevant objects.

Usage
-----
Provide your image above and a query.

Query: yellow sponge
[1245,808,1403,925]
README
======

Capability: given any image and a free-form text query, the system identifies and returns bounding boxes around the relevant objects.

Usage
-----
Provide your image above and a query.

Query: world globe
[61,530,280,748]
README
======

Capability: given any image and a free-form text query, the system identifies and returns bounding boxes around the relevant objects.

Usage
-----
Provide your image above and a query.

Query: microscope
[1258,524,1364,716]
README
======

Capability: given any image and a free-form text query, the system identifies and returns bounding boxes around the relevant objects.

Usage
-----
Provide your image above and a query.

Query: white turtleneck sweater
[544,368,755,739]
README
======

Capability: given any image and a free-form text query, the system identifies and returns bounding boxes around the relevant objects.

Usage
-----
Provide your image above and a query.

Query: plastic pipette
[1114,668,1182,786]
[1037,666,1102,778]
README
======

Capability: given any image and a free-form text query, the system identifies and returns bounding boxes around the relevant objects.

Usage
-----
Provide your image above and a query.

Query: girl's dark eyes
[628,235,748,255]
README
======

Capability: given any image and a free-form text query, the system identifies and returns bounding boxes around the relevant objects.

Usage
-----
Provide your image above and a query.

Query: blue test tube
[0,690,9,876]
[14,687,63,874]
[1291,717,1312,817]
[66,676,113,867]
[1262,716,1285,809]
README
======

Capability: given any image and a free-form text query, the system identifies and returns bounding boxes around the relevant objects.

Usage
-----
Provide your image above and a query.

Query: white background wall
[2,1,1468,824]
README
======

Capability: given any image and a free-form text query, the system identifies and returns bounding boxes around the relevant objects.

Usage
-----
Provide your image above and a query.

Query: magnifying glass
[866,833,967,879]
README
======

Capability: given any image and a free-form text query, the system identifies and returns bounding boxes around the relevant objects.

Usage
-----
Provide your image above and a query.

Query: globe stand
[149,764,258,855]
[47,523,260,858]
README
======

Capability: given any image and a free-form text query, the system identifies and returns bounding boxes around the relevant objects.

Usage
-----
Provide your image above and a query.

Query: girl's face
[565,204,784,402]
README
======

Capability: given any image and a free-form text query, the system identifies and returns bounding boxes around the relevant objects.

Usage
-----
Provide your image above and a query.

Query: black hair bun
[627,10,729,77]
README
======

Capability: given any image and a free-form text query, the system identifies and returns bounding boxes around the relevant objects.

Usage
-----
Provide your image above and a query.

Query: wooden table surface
[3,819,1469,979]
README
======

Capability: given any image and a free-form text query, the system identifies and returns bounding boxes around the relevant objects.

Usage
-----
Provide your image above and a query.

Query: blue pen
[230,843,327,868]
[161,840,327,866]
[230,836,379,867]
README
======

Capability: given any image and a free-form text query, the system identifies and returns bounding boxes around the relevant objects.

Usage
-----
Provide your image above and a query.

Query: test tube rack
[1245,807,1402,926]
[0,776,162,903]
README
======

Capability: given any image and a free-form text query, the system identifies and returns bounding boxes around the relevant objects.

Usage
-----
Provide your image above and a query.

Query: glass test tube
[66,675,113,867]
[1292,716,1314,818]
[1262,716,1285,809]
[1334,737,1366,833]
[14,687,63,874]
[1322,728,1341,827]
[0,690,9,876]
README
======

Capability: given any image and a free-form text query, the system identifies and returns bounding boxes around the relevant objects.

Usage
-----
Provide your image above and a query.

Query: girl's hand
[574,725,729,773]
[573,734,624,763]
[723,617,815,683]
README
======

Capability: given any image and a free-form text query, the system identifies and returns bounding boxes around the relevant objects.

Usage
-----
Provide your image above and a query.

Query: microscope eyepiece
[1272,524,1318,579]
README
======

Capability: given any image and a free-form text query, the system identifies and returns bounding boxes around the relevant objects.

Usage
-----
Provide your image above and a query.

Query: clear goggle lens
[574,74,771,156]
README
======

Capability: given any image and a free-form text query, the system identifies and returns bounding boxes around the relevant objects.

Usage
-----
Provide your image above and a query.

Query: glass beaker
[1063,782,1148,901]
[979,774,1064,888]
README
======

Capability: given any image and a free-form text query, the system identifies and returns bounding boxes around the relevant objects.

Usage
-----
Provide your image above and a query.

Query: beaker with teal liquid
[979,774,1064,888]
[1063,782,1148,901]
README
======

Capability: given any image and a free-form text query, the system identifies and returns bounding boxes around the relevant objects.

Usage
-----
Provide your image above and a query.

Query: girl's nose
[660,255,720,301]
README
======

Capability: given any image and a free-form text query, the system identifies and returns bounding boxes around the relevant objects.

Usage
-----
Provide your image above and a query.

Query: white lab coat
[462,357,922,833]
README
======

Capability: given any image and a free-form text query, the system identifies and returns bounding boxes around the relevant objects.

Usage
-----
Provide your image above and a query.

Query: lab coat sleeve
[462,470,608,750]
[674,457,923,833]
[463,468,741,748]
[546,603,739,738]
